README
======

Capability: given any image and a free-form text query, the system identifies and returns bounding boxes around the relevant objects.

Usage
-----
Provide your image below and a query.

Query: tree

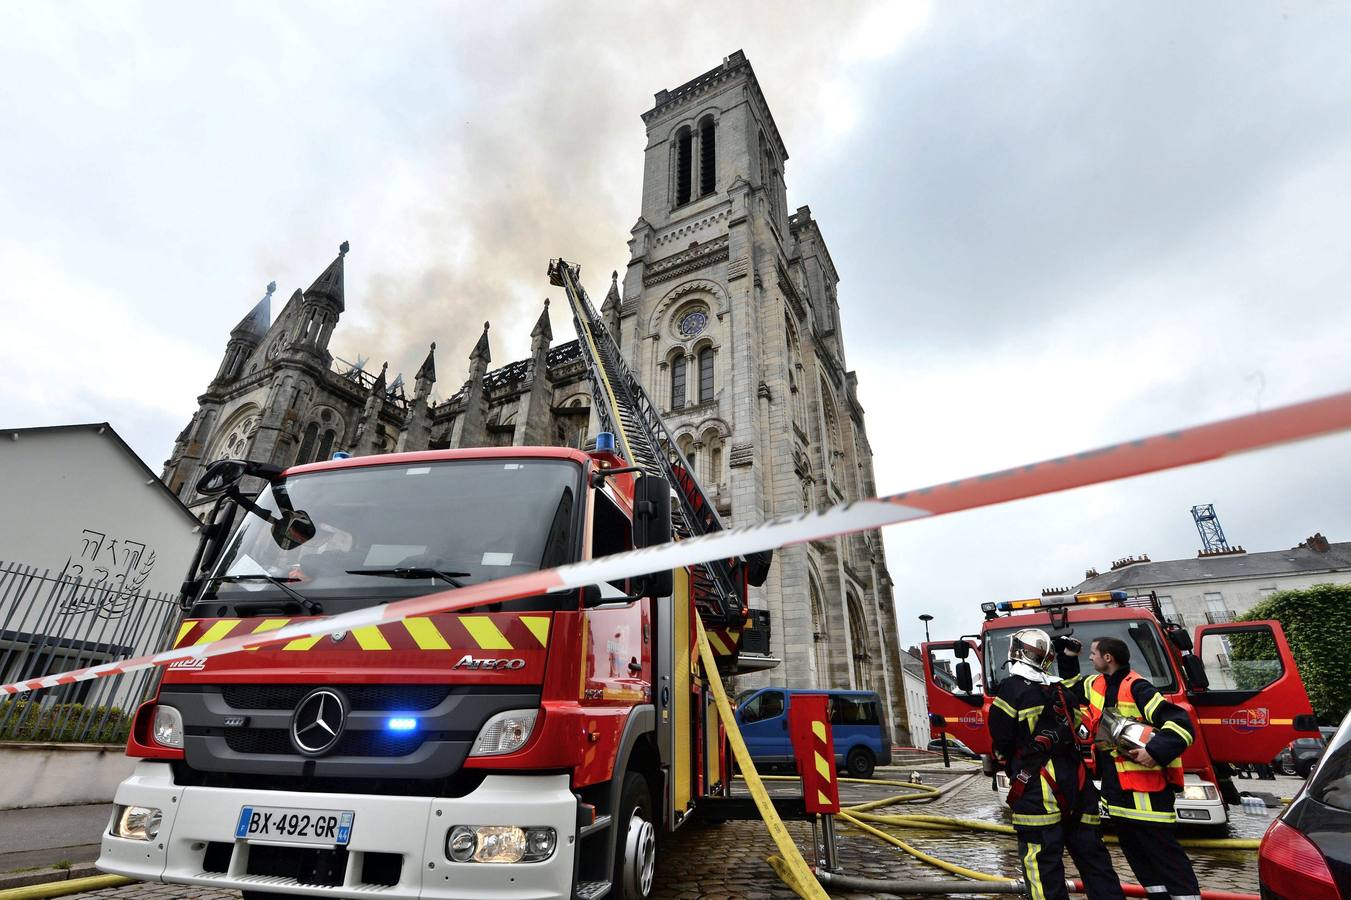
[1238,583,1351,726]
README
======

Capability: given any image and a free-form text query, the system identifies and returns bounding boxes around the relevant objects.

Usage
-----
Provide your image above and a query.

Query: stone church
[161,51,911,742]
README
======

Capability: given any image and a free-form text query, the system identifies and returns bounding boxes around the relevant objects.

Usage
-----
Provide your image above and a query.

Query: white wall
[0,743,137,809]
[901,664,931,747]
[0,426,199,596]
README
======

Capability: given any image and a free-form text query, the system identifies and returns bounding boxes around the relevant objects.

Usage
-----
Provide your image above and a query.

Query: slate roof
[1076,541,1351,592]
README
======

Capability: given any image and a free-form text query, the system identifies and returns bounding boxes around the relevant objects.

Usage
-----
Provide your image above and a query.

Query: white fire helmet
[1008,628,1056,684]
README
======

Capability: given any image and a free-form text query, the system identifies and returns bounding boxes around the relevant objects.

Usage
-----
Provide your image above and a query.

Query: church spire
[306,240,349,311]
[415,342,437,385]
[531,299,552,342]
[232,281,274,340]
[470,321,491,364]
[601,270,620,312]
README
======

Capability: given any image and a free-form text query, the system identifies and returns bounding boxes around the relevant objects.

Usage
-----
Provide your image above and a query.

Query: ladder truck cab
[921,590,1320,827]
[99,258,776,900]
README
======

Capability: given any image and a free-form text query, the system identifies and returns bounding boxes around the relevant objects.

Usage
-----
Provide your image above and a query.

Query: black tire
[1297,760,1315,779]
[1277,757,1298,777]
[612,772,657,900]
[846,747,875,779]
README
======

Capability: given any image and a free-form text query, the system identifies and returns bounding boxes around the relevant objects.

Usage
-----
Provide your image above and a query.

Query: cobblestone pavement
[60,768,1297,899]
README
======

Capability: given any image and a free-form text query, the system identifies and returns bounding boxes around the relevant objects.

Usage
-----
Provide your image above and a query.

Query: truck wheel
[1277,757,1298,776]
[613,772,656,899]
[847,747,875,779]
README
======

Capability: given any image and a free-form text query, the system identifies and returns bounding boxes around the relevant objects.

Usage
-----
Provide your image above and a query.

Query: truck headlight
[445,825,556,863]
[152,706,183,749]
[113,805,162,841]
[1182,783,1219,801]
[469,709,537,757]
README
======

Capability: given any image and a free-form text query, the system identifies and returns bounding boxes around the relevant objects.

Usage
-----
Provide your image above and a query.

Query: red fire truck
[98,260,776,899]
[922,590,1320,826]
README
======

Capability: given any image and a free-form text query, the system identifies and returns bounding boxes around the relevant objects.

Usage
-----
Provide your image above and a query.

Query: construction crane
[1191,503,1232,553]
[549,259,768,630]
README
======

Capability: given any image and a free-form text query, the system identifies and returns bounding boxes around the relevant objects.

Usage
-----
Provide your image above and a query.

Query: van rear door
[1190,620,1320,764]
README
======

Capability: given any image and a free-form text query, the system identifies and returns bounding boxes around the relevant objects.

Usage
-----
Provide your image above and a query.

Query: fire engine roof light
[995,590,1129,613]
[332,451,351,460]
[595,432,615,451]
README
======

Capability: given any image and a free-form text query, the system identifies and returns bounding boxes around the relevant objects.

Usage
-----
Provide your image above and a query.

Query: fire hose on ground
[747,765,1259,898]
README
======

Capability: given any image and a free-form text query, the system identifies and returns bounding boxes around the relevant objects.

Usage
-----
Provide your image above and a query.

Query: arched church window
[675,126,693,206]
[670,355,687,410]
[317,429,337,462]
[810,578,830,686]
[848,593,871,690]
[699,116,716,197]
[697,347,715,404]
[296,423,319,465]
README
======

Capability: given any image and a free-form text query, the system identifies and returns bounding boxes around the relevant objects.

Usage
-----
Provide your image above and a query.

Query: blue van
[732,688,892,778]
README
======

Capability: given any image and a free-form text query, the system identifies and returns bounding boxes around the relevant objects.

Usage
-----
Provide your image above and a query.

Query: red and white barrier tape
[4,389,1349,697]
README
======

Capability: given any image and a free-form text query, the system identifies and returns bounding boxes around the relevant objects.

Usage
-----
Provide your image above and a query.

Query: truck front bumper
[98,761,578,899]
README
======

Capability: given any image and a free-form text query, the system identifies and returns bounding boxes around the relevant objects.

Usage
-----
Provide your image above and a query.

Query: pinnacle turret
[232,282,275,341]
[470,321,491,364]
[306,241,349,311]
[531,299,553,342]
[601,270,621,311]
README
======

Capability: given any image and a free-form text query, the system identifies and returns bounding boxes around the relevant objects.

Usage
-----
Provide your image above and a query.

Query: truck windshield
[984,618,1176,693]
[201,458,579,614]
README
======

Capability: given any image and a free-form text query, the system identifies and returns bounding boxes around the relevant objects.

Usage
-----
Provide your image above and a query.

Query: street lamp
[918,614,933,643]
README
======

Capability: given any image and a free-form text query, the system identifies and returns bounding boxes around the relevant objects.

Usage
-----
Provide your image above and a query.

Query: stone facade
[161,51,910,741]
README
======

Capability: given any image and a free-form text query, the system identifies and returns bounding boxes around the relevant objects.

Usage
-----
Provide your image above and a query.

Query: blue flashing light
[387,717,417,732]
[595,432,615,451]
[995,601,1013,611]
[332,451,351,460]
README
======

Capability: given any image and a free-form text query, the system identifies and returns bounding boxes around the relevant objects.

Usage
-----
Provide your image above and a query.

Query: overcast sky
[3,2,1349,651]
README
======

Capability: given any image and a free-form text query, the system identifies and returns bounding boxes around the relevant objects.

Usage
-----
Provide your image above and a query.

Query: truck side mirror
[633,475,672,548]
[180,498,238,606]
[953,641,969,660]
[632,474,673,598]
[1167,627,1194,653]
[197,459,249,496]
[1182,654,1209,690]
[955,661,973,693]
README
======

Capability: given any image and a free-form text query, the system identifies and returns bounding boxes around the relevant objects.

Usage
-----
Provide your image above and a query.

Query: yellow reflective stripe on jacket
[1161,720,1193,746]
[1106,802,1176,824]
[1042,759,1058,816]
[1142,691,1164,721]
[1082,813,1102,826]
[1013,811,1062,827]
[993,696,1019,718]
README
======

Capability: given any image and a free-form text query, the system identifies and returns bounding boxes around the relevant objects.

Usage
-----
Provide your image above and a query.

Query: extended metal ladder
[548,259,746,627]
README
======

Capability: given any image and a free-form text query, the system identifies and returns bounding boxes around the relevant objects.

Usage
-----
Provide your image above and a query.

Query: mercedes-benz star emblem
[290,688,347,756]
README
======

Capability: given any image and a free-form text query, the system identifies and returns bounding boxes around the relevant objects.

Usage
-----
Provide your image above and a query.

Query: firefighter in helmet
[1061,636,1200,900]
[988,629,1123,900]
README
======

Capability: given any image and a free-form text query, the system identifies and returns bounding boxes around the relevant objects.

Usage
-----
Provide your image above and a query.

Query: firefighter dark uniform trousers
[990,674,1124,900]
[1069,667,1201,900]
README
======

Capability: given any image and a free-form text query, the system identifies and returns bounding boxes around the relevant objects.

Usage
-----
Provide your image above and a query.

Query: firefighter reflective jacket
[989,673,1101,829]
[1063,665,1194,825]
[1082,671,1187,792]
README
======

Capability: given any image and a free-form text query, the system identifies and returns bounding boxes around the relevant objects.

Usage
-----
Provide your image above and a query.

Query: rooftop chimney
[1299,533,1331,553]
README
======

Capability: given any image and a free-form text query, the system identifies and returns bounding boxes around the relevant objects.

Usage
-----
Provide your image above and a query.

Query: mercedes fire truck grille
[221,683,452,711]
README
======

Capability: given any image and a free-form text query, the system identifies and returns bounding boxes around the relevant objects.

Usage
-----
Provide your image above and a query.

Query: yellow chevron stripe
[283,634,324,651]
[812,720,827,742]
[815,752,831,782]
[817,790,831,806]
[173,622,194,648]
[245,618,290,651]
[403,618,451,650]
[194,620,239,646]
[707,632,733,655]
[461,616,511,650]
[520,616,550,647]
[353,626,391,650]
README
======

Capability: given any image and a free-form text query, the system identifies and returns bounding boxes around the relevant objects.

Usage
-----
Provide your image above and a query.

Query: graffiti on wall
[56,530,159,617]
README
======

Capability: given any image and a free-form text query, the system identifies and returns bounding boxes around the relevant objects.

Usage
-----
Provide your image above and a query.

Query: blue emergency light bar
[995,590,1128,612]
[595,432,616,451]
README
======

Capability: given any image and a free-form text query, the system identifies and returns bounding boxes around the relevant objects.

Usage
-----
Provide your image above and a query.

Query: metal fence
[0,561,182,745]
